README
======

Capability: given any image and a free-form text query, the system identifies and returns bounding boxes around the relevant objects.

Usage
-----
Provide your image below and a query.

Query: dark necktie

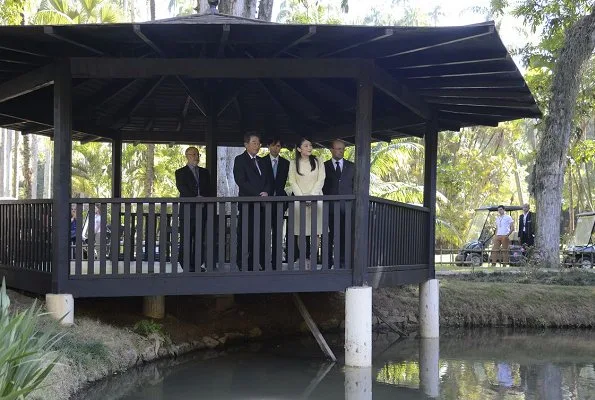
[335,161,341,179]
[192,166,200,195]
[253,157,261,176]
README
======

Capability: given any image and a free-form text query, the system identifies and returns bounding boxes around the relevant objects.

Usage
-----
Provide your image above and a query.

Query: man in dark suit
[518,203,535,247]
[233,133,272,270]
[322,139,354,268]
[263,136,290,269]
[175,146,211,272]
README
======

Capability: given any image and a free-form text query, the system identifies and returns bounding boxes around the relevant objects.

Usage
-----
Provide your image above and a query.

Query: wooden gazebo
[0,13,540,299]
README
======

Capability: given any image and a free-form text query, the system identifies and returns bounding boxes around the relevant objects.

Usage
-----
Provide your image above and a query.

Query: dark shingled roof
[0,12,540,145]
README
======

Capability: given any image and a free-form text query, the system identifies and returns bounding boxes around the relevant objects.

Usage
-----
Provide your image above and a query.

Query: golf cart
[455,205,525,267]
[562,212,595,269]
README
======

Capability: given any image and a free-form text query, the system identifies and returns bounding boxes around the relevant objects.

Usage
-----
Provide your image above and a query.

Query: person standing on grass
[491,205,514,266]
[518,203,535,247]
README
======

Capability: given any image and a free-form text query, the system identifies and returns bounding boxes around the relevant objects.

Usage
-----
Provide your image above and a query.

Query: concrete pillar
[345,366,372,400]
[143,295,165,319]
[419,279,439,338]
[419,338,440,398]
[345,286,372,367]
[45,293,74,325]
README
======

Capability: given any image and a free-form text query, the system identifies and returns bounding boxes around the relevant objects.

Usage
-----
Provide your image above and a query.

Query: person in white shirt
[490,205,514,266]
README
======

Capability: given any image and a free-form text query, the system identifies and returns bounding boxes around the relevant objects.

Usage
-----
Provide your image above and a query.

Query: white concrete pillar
[419,279,439,338]
[345,366,372,400]
[345,286,372,367]
[143,295,165,319]
[419,338,440,398]
[45,293,74,325]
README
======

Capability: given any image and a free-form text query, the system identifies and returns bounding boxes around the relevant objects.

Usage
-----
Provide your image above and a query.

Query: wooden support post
[353,65,373,286]
[112,138,122,198]
[292,293,336,361]
[206,109,217,196]
[423,121,438,279]
[52,60,72,293]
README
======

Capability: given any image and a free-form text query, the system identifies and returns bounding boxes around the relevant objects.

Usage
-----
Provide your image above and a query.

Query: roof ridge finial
[208,0,219,14]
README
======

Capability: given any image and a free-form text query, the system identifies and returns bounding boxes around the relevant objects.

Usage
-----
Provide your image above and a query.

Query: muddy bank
[7,280,593,400]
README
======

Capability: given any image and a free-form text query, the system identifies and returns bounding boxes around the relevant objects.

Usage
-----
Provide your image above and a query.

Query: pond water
[76,329,595,400]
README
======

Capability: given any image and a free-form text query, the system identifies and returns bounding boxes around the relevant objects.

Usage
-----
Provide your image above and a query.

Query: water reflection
[75,330,595,400]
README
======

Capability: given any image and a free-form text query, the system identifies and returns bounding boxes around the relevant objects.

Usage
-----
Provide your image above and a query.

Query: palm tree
[32,0,122,25]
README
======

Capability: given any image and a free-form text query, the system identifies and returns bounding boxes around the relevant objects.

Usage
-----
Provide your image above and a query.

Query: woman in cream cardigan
[288,138,326,268]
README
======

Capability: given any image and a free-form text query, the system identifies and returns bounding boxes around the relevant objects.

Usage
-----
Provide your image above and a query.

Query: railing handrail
[69,195,356,204]
[369,196,430,212]
[0,199,54,205]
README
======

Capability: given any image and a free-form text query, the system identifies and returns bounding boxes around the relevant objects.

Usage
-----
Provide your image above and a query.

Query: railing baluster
[75,203,82,276]
[195,203,204,271]
[345,200,352,270]
[241,203,248,270]
[206,203,215,271]
[170,203,179,273]
[321,201,329,270]
[218,202,226,272]
[147,202,156,273]
[299,201,306,271]
[111,202,120,274]
[123,203,131,275]
[310,199,318,271]
[99,203,107,275]
[88,203,96,275]
[182,203,190,273]
[136,202,144,274]
[230,202,238,270]
[287,201,295,270]
[253,202,260,272]
[159,203,167,273]
[264,201,272,271]
[333,201,340,269]
[275,202,283,270]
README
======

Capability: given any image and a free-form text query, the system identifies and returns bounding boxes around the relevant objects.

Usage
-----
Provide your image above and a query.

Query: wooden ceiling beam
[44,27,105,56]
[217,25,231,58]
[372,66,431,120]
[271,26,317,57]
[176,77,208,117]
[0,64,54,103]
[436,104,541,119]
[133,25,165,56]
[418,88,533,99]
[77,79,138,116]
[380,25,495,59]
[381,50,509,70]
[70,57,367,79]
[319,28,394,58]
[0,43,49,58]
[108,76,166,129]
[395,60,516,79]
[425,96,538,108]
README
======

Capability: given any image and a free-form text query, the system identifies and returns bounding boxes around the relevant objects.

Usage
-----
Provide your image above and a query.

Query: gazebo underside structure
[0,14,540,298]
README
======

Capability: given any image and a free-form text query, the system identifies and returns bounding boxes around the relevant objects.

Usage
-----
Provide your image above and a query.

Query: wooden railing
[0,200,53,272]
[368,197,430,268]
[69,196,355,277]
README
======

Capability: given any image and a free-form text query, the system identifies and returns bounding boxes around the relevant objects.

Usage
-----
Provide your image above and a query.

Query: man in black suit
[518,203,535,247]
[233,133,272,270]
[322,139,354,268]
[263,136,290,269]
[175,146,211,272]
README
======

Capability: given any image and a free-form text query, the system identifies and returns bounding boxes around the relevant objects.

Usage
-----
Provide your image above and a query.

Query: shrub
[0,277,62,399]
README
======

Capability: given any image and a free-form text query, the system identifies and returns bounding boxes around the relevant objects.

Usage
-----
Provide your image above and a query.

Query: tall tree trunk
[21,135,32,198]
[31,135,38,199]
[568,165,574,232]
[195,0,210,13]
[146,144,155,196]
[217,147,243,197]
[11,132,19,198]
[511,147,524,204]
[257,0,274,21]
[4,129,12,197]
[149,0,155,21]
[43,138,52,198]
[534,10,595,267]
[0,129,4,197]
[218,0,257,18]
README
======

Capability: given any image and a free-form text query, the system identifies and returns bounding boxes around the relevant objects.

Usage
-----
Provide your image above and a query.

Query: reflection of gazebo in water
[0,10,539,335]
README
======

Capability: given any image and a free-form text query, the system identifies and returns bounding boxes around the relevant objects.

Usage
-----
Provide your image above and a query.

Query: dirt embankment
[7,276,594,400]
